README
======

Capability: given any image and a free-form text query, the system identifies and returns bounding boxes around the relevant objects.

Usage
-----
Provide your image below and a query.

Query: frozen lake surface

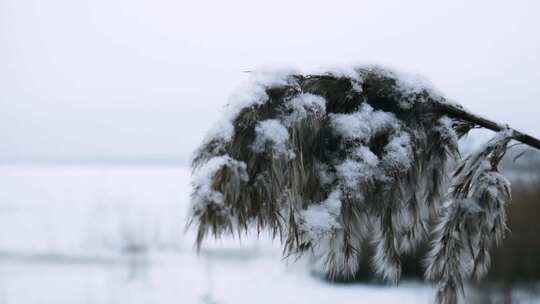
[0,165,535,304]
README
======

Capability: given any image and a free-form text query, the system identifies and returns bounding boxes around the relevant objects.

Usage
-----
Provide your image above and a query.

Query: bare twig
[436,102,540,150]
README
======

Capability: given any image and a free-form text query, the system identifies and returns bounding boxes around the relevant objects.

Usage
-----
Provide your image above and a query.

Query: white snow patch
[249,67,300,88]
[383,132,413,172]
[336,158,378,189]
[353,146,380,166]
[302,191,342,240]
[478,171,510,200]
[291,93,326,113]
[324,66,364,93]
[376,67,445,109]
[252,119,291,157]
[317,163,336,187]
[330,104,398,142]
[306,65,362,82]
[191,156,247,209]
[285,93,327,126]
[203,68,298,143]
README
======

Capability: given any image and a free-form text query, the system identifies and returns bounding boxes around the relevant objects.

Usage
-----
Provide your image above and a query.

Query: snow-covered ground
[0,165,534,304]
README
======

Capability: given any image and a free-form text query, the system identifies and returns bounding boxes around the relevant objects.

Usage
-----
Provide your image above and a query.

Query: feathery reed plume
[425,130,512,304]
[188,65,538,304]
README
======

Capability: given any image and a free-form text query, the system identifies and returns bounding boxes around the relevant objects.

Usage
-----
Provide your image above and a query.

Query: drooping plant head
[425,130,513,304]
[188,65,522,304]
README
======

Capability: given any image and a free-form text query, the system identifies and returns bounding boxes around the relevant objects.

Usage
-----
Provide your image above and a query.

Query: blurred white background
[0,1,539,303]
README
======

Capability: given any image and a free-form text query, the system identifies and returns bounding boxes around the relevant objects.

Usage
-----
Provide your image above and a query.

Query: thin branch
[435,102,540,150]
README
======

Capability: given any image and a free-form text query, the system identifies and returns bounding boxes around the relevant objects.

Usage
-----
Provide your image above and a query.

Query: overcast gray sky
[1,0,539,163]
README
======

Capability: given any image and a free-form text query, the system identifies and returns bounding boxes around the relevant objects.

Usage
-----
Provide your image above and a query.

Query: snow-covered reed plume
[426,130,512,304]
[188,65,530,304]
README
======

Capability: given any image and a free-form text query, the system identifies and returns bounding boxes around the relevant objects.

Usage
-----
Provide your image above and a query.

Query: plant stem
[436,102,540,150]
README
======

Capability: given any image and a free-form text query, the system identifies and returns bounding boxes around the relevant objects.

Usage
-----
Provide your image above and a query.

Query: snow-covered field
[0,164,534,304]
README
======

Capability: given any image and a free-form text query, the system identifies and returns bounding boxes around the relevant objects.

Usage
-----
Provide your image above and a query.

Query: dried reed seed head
[189,66,513,304]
